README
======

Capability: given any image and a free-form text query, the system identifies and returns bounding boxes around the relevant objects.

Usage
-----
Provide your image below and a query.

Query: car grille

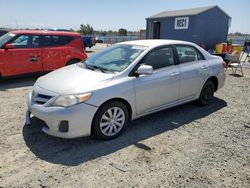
[32,92,53,105]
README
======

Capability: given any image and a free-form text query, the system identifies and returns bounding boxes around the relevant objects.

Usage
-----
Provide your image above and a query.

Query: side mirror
[136,65,153,75]
[5,43,14,49]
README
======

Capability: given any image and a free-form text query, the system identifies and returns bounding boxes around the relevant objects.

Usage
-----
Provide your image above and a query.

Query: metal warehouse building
[146,6,231,50]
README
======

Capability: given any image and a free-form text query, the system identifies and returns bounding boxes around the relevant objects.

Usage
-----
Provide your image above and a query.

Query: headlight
[49,93,92,107]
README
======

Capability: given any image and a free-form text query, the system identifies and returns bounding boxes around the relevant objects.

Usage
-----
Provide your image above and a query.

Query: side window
[11,35,29,48]
[31,35,40,47]
[42,35,74,47]
[176,46,204,64]
[11,35,40,48]
[63,36,74,44]
[43,36,59,47]
[142,47,175,70]
[197,50,205,60]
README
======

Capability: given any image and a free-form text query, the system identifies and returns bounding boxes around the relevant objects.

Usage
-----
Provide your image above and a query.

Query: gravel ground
[0,45,250,187]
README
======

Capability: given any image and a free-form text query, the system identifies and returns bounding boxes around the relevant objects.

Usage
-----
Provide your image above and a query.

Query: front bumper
[26,92,98,139]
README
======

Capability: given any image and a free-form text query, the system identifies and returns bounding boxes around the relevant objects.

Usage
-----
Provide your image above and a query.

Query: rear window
[42,35,74,47]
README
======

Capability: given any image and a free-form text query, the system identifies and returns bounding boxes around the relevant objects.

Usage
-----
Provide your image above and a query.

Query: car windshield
[0,33,16,47]
[82,44,147,73]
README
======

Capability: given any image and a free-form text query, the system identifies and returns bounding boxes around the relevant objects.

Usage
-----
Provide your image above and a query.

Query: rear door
[2,34,43,76]
[175,45,208,100]
[41,35,74,71]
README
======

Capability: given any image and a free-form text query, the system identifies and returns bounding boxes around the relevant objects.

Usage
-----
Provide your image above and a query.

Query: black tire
[92,101,129,140]
[197,80,215,106]
[66,59,80,66]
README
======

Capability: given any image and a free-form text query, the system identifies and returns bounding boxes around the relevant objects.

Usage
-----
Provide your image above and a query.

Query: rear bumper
[26,92,98,139]
[217,69,226,90]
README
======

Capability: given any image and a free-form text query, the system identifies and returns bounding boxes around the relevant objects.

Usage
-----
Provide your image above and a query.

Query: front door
[134,46,180,115]
[2,34,42,76]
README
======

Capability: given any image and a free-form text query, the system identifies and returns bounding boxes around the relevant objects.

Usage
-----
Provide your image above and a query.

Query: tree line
[74,24,133,36]
[1,23,138,36]
[228,32,249,37]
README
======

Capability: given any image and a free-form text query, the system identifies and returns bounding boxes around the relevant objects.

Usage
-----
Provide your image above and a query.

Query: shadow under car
[22,97,227,166]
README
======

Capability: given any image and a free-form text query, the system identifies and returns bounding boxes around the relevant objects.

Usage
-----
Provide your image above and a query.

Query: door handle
[30,56,39,63]
[170,72,180,77]
[201,65,207,69]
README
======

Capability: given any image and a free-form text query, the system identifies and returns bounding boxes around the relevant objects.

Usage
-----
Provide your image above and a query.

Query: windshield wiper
[91,65,109,73]
[84,63,95,71]
[84,62,112,73]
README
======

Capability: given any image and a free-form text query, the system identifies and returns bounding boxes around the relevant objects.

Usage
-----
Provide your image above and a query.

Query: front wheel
[197,80,215,106]
[92,101,129,139]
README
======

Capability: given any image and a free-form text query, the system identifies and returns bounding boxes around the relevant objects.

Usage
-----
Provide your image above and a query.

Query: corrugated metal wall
[146,7,230,50]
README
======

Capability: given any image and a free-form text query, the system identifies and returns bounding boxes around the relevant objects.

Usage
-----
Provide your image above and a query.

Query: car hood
[36,64,115,95]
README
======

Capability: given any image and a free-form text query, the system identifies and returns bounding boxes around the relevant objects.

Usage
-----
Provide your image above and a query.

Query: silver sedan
[26,40,225,139]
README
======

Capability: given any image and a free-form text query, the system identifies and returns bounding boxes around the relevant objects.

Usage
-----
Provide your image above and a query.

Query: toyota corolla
[26,40,225,139]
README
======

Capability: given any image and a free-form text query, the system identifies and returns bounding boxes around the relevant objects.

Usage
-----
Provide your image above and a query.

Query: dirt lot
[0,45,250,187]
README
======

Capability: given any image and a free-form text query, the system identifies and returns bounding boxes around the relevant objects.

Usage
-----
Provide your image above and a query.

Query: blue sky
[0,0,249,33]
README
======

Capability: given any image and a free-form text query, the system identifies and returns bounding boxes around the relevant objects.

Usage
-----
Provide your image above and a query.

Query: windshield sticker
[9,33,16,37]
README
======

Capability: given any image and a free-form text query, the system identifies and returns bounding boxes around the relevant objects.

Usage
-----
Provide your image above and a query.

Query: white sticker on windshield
[9,33,16,37]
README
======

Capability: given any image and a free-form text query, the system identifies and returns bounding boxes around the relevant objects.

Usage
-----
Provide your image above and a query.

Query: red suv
[0,30,87,78]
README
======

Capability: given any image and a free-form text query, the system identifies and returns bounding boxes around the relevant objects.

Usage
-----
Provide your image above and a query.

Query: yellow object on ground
[232,45,244,56]
[216,43,227,54]
[216,43,223,54]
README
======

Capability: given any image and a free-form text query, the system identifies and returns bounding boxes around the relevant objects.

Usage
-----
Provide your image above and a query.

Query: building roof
[146,5,231,19]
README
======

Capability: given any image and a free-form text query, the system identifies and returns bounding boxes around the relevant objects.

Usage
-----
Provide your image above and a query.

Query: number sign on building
[175,17,189,29]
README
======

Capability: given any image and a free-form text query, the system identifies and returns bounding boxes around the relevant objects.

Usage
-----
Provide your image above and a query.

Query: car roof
[120,39,213,60]
[10,30,81,36]
[119,39,196,48]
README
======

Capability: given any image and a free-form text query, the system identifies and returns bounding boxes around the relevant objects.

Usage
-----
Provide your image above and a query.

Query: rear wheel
[92,101,129,139]
[198,80,215,106]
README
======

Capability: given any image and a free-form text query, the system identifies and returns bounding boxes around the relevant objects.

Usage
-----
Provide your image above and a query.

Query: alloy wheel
[100,107,125,136]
